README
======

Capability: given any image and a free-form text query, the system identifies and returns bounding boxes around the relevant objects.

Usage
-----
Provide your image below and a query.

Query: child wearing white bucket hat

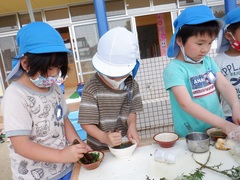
[163,5,240,138]
[78,27,143,150]
[215,7,240,123]
[1,22,91,180]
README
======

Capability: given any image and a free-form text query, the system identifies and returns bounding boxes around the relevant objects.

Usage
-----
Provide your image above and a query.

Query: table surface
[71,139,239,180]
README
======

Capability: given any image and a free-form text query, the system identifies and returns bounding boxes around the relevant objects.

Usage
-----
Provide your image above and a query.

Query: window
[109,18,131,30]
[19,12,42,26]
[177,0,202,8]
[153,0,175,6]
[106,0,125,16]
[73,24,98,82]
[45,8,69,21]
[0,15,18,33]
[211,5,225,18]
[126,0,150,9]
[0,36,17,72]
[70,4,95,22]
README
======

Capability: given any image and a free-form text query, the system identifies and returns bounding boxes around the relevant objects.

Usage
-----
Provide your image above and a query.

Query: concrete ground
[0,138,11,180]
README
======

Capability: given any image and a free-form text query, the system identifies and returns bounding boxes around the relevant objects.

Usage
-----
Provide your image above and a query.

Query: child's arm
[64,118,92,150]
[127,113,140,145]
[9,135,88,163]
[215,72,240,125]
[172,85,238,134]
[81,124,122,147]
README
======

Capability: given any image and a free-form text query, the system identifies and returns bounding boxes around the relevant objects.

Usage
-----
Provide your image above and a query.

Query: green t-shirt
[163,56,224,137]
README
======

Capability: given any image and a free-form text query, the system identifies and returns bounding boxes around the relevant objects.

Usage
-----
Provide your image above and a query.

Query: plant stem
[192,151,237,179]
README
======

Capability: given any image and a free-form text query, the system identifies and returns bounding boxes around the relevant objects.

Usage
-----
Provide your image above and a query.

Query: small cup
[154,149,176,164]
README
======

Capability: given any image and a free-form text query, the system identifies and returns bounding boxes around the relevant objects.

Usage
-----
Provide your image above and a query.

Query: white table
[76,139,239,180]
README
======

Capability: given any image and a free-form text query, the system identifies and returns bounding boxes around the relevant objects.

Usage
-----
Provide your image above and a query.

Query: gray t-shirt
[214,52,240,117]
[2,82,72,180]
[79,73,143,150]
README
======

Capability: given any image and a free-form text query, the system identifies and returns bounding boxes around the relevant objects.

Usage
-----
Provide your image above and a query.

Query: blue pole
[93,0,109,37]
[224,0,236,13]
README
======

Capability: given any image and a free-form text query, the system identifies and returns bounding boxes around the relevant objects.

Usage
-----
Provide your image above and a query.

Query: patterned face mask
[30,73,58,88]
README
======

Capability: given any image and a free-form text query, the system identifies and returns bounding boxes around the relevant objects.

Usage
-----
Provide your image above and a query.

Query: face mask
[30,73,58,88]
[229,32,240,51]
[102,74,127,89]
[180,46,204,64]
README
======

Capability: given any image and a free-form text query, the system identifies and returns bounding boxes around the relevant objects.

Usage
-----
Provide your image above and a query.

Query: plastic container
[154,149,176,164]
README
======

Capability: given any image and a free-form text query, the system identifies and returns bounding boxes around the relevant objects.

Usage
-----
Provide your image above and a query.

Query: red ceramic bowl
[153,132,179,148]
[78,151,104,170]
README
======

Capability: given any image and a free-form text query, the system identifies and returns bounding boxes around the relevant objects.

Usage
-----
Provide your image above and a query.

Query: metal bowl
[185,132,210,153]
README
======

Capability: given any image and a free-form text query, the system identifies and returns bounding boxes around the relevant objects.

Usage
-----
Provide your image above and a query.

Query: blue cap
[217,7,240,53]
[168,5,224,57]
[6,22,71,81]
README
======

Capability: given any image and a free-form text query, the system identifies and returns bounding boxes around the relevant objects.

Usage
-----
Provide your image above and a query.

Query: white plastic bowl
[108,137,137,159]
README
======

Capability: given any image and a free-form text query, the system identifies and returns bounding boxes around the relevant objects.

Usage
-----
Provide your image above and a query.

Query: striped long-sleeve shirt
[78,73,143,150]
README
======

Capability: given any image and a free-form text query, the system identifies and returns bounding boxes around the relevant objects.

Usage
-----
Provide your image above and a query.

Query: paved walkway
[0,139,11,179]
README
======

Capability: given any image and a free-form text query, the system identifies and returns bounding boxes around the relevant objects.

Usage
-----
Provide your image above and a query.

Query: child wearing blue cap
[163,5,240,137]
[1,22,91,180]
[78,27,143,150]
[215,7,240,124]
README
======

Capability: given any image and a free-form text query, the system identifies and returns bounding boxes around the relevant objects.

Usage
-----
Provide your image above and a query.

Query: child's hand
[104,131,122,147]
[223,122,239,136]
[127,123,140,145]
[78,139,92,151]
[127,128,140,146]
[60,144,88,163]
[232,106,240,125]
[84,143,92,151]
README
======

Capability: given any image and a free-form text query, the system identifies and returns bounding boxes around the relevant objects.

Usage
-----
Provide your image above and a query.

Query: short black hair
[227,21,240,34]
[176,20,220,45]
[25,52,69,78]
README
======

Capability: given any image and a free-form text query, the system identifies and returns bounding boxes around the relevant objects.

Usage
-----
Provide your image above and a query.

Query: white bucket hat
[92,27,140,77]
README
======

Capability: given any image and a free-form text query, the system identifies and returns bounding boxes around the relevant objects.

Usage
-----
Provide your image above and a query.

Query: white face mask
[102,74,127,89]
[180,46,204,64]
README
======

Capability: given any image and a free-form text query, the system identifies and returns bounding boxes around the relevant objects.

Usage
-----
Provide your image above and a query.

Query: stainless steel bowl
[185,132,210,153]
